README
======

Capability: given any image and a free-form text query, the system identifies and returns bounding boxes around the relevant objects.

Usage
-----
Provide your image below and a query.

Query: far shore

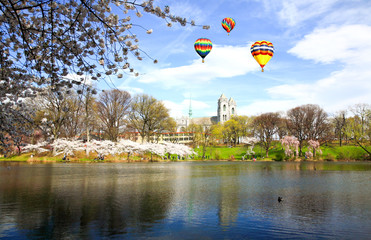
[1,156,368,163]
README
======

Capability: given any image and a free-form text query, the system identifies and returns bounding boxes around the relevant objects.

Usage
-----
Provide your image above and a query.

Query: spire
[219,93,227,99]
[229,97,236,104]
[188,94,192,118]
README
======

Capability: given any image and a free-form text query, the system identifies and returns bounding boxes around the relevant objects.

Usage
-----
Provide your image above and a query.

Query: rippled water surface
[1,161,371,239]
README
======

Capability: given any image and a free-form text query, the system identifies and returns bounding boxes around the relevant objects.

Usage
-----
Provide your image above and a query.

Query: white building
[175,93,237,130]
[217,93,237,124]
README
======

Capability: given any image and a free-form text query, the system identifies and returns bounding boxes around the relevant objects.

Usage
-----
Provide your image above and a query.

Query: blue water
[1,161,371,239]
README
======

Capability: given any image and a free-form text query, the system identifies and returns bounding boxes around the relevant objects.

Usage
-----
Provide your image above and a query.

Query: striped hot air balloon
[250,40,274,72]
[194,38,212,63]
[221,18,235,35]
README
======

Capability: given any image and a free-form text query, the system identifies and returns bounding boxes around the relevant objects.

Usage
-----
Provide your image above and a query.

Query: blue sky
[99,0,371,118]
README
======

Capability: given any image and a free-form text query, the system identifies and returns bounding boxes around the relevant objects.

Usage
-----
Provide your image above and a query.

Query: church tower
[217,94,236,124]
[229,97,237,117]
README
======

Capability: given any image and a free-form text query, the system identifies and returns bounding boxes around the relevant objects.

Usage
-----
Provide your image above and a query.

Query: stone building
[175,93,237,131]
[217,94,237,124]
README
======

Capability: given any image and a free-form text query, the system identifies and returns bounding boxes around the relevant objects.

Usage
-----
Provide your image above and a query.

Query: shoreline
[1,157,369,163]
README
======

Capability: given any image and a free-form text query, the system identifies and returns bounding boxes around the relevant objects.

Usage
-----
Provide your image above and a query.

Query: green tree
[153,117,177,143]
[224,118,240,146]
[128,94,171,143]
[233,115,252,139]
[344,115,371,159]
[187,123,200,147]
[211,123,224,144]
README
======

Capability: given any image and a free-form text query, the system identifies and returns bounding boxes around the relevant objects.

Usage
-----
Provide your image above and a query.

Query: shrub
[214,150,221,160]
[274,151,285,161]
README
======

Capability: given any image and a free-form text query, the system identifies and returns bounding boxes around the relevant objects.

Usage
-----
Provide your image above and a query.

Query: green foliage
[273,150,285,161]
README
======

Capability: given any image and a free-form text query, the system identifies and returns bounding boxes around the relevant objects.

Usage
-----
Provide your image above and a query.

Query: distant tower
[229,97,237,117]
[217,94,237,124]
[188,94,192,118]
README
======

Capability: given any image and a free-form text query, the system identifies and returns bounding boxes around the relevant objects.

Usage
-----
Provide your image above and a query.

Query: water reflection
[1,162,371,239]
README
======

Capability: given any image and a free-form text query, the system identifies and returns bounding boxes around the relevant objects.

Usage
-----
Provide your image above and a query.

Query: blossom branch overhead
[0,0,210,92]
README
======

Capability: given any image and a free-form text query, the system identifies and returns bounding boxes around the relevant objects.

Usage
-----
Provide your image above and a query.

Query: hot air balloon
[194,38,212,63]
[221,18,235,35]
[250,40,274,72]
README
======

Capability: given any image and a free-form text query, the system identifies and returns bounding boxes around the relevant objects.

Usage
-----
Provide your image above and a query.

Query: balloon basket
[202,59,205,63]
[261,68,264,72]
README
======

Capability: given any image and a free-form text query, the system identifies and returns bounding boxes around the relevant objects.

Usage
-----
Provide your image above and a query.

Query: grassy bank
[1,142,370,162]
[194,142,371,161]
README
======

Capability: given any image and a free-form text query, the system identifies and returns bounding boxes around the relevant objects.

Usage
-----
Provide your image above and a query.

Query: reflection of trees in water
[0,164,174,238]
[218,175,240,227]
[1,162,371,238]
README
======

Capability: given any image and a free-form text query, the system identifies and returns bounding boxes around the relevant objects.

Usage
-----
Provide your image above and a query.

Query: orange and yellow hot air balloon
[250,41,274,72]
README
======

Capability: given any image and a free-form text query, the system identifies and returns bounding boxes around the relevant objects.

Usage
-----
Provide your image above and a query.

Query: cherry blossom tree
[162,141,195,159]
[280,135,299,160]
[305,139,322,159]
[50,138,85,158]
[1,0,209,152]
[86,139,118,160]
[307,140,322,158]
[116,139,143,161]
[12,136,197,161]
[22,141,49,155]
[142,142,165,161]
[0,0,209,92]
[240,136,259,158]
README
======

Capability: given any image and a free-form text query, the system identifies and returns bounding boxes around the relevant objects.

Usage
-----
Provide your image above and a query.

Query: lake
[1,161,371,239]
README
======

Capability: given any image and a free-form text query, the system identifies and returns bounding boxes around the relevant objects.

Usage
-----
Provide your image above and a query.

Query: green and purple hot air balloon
[194,38,212,63]
[221,17,235,35]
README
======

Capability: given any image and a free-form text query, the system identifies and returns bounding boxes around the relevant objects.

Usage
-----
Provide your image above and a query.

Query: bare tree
[332,110,347,146]
[287,104,329,156]
[349,103,371,136]
[34,88,74,140]
[253,112,281,158]
[345,104,371,158]
[96,89,131,142]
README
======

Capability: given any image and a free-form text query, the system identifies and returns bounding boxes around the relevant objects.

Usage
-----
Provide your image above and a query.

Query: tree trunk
[356,140,371,159]
[86,127,90,156]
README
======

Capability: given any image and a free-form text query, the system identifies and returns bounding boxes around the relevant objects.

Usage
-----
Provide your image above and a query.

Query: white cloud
[137,44,259,88]
[120,86,144,96]
[163,99,210,118]
[321,5,371,27]
[251,24,371,115]
[238,99,298,116]
[288,24,371,65]
[278,0,338,26]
